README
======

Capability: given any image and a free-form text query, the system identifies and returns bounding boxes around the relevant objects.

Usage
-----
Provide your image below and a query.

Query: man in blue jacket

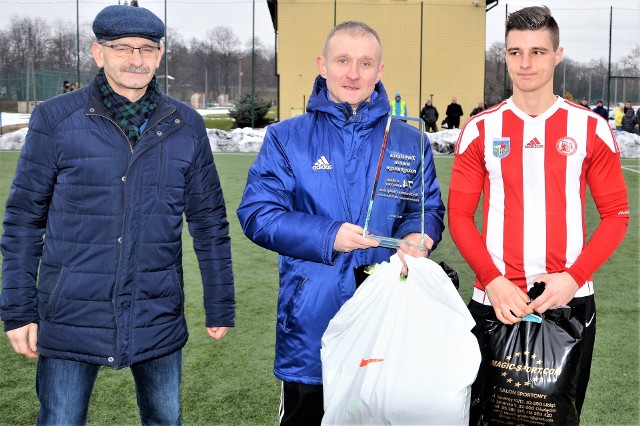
[237,21,445,425]
[0,5,234,424]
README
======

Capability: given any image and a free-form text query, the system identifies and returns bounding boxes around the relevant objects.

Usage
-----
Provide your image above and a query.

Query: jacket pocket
[41,266,67,321]
[281,277,309,332]
[169,265,185,316]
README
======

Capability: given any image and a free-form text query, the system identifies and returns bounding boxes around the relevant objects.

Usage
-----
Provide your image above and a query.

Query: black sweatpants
[279,381,324,426]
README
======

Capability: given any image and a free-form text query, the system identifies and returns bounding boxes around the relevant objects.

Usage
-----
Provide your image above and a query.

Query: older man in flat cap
[0,4,235,424]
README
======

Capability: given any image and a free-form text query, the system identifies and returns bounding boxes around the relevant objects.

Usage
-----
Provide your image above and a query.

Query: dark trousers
[425,121,438,132]
[448,117,461,129]
[468,296,596,425]
[279,381,324,426]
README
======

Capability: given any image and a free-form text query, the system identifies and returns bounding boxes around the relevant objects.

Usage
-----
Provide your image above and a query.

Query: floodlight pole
[164,0,169,94]
[419,1,423,116]
[606,6,612,111]
[251,0,255,128]
[503,4,508,100]
[76,0,80,85]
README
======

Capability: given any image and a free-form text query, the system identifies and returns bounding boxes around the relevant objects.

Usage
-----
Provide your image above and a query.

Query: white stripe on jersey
[466,97,620,304]
[482,98,597,287]
[483,110,506,276]
[565,106,588,269]
[522,117,547,282]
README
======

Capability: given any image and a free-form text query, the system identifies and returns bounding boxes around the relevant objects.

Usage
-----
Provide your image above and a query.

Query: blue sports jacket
[1,77,235,368]
[237,76,445,384]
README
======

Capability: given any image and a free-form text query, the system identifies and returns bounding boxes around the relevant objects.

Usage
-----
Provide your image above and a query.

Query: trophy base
[366,235,426,252]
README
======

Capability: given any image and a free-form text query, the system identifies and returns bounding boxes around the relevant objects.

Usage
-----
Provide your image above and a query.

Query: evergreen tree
[229,93,272,128]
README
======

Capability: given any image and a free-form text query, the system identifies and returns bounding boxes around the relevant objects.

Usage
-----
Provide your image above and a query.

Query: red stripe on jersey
[450,97,628,303]
[500,109,525,286]
[479,118,491,262]
[544,109,569,274]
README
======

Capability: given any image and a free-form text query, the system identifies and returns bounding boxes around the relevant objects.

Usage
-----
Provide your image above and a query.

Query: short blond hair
[323,21,382,60]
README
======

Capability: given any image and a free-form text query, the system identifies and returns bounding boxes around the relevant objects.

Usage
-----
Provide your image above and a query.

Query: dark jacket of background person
[621,108,638,133]
[0,80,235,368]
[470,105,484,117]
[420,102,439,126]
[592,104,608,120]
[578,98,590,110]
[445,102,464,129]
[237,75,445,385]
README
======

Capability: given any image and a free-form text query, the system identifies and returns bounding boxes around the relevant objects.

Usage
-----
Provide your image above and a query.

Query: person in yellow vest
[614,102,624,130]
[390,92,407,117]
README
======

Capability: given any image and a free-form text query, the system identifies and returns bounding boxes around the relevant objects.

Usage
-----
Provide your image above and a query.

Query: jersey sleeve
[448,122,503,288]
[566,122,629,286]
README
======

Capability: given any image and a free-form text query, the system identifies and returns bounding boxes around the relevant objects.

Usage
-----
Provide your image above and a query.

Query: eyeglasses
[99,42,160,58]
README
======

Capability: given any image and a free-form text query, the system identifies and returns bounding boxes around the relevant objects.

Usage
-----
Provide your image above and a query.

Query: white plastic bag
[321,254,481,425]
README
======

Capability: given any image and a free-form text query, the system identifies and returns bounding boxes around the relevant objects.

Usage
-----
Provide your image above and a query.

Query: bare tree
[3,16,51,76]
[46,19,77,72]
[207,26,240,97]
[621,45,640,75]
[484,41,508,104]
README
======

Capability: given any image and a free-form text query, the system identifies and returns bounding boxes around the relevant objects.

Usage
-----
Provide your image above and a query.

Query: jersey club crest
[556,137,577,156]
[493,138,510,158]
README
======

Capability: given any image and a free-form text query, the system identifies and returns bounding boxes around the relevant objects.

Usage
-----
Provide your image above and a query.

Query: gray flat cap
[93,5,164,43]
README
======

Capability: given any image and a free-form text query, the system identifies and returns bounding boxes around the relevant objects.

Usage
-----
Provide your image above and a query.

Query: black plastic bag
[438,261,459,289]
[471,285,585,426]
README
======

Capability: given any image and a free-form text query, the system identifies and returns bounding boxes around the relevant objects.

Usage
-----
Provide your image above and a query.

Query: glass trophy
[362,115,426,251]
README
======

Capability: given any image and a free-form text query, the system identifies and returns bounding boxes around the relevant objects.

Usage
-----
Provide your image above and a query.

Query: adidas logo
[525,137,544,148]
[312,155,333,170]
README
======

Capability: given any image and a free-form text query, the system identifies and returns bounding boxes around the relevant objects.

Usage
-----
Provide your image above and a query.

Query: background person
[390,92,407,117]
[237,21,445,425]
[420,98,439,132]
[621,104,638,133]
[445,97,464,129]
[470,101,484,116]
[448,6,628,424]
[579,97,590,109]
[0,5,235,425]
[592,99,608,120]
[614,102,624,130]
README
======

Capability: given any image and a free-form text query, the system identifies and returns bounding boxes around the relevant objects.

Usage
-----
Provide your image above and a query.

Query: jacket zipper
[86,112,134,152]
[85,107,175,366]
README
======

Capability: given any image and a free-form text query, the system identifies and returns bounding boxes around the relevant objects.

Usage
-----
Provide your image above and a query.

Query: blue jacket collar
[306,75,390,125]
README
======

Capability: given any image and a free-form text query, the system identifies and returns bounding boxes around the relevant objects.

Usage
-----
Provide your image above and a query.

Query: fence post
[606,6,612,111]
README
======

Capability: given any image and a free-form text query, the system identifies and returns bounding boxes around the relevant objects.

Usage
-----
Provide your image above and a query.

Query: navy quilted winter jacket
[1,78,235,368]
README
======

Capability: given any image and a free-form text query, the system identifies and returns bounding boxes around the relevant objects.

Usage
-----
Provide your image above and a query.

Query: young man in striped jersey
[448,5,629,422]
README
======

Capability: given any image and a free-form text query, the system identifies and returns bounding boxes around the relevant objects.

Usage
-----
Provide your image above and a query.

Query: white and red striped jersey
[448,97,629,305]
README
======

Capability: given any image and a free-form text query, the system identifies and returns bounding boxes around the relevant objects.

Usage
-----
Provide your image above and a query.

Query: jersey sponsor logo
[525,137,544,148]
[493,138,510,158]
[556,137,577,156]
[312,155,333,170]
[359,358,384,367]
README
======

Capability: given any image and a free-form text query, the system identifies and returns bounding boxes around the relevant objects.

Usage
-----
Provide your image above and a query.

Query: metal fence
[0,1,638,114]
[485,2,640,108]
[2,70,93,103]
[0,0,277,108]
